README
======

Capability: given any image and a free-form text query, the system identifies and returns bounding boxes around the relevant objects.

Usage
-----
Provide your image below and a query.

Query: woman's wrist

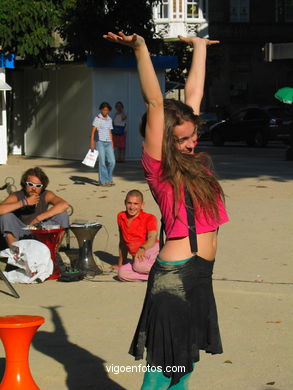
[21,198,27,207]
[35,214,43,222]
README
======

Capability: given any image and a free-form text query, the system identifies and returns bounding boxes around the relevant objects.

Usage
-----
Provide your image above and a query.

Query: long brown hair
[140,99,225,221]
[20,167,49,192]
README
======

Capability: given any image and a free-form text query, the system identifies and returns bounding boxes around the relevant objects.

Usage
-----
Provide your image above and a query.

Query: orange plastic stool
[0,315,45,389]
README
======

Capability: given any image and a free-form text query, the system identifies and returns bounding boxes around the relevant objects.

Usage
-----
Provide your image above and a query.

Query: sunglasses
[26,181,43,188]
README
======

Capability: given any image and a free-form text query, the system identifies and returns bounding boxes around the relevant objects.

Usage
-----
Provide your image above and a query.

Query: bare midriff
[159,231,217,262]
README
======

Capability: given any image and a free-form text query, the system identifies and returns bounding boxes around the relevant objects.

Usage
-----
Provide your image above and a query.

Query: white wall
[92,68,148,160]
[23,65,92,159]
[0,69,8,164]
[92,67,165,160]
[57,66,93,159]
[7,69,24,155]
[8,64,165,161]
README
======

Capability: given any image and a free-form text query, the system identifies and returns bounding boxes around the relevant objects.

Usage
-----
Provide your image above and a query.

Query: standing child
[112,101,127,162]
[90,102,116,186]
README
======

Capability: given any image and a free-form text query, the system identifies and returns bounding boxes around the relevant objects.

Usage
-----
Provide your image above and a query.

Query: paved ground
[0,142,292,390]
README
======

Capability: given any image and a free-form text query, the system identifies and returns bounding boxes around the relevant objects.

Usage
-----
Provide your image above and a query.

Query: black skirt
[129,256,222,386]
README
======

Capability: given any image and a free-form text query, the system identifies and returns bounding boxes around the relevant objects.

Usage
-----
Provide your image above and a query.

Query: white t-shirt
[92,113,113,142]
[113,112,127,127]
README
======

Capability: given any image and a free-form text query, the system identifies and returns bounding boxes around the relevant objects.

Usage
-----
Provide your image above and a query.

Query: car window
[244,109,267,120]
[267,108,292,119]
[230,110,246,122]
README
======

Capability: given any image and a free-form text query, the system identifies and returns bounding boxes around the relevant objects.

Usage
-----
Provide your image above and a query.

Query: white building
[153,0,208,39]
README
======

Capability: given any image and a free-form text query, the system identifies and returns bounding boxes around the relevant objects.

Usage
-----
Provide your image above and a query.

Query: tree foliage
[0,0,68,64]
[0,0,163,64]
[58,0,162,60]
[165,40,224,87]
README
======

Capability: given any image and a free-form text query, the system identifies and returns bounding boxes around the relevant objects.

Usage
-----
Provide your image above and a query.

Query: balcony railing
[155,19,208,38]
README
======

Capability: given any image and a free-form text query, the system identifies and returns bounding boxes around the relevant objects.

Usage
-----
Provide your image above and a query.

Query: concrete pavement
[0,142,292,390]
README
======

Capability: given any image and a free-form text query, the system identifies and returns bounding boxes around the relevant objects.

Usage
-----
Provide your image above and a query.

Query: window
[230,110,245,122]
[244,109,267,120]
[276,0,293,22]
[187,0,199,18]
[154,0,207,21]
[173,0,183,19]
[230,0,250,22]
[155,0,169,19]
[186,0,206,19]
[285,0,293,21]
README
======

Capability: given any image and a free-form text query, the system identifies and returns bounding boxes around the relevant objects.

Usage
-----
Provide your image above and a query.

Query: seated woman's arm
[0,193,22,215]
[34,191,69,223]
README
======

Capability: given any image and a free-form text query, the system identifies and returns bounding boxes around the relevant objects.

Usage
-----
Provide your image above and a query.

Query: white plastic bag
[0,239,53,283]
[82,149,99,168]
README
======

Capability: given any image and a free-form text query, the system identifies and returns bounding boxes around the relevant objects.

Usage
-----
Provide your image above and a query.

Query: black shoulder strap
[159,218,165,250]
[148,187,165,250]
[150,186,198,253]
[184,188,198,253]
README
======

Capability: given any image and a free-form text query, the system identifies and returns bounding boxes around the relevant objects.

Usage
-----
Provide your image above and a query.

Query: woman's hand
[29,216,42,226]
[26,193,40,206]
[178,35,220,47]
[103,32,145,49]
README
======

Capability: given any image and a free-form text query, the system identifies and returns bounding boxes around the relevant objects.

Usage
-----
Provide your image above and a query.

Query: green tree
[164,40,223,84]
[58,0,163,60]
[0,0,163,64]
[0,0,68,65]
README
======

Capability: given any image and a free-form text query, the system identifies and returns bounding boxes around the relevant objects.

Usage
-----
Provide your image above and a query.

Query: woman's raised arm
[103,32,164,159]
[179,36,219,115]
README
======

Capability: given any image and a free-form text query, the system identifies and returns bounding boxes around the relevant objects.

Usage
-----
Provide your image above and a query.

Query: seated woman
[0,167,69,248]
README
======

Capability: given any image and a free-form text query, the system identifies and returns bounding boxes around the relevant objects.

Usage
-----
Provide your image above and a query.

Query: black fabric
[158,189,198,253]
[184,188,198,253]
[129,256,222,386]
[159,218,165,250]
[14,190,47,225]
[112,125,125,135]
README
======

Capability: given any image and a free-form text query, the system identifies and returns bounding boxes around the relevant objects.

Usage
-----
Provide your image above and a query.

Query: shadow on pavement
[95,250,118,267]
[32,306,126,390]
[19,143,293,182]
[198,143,293,181]
[69,175,99,186]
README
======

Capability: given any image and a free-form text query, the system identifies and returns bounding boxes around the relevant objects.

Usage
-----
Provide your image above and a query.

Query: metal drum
[70,222,102,276]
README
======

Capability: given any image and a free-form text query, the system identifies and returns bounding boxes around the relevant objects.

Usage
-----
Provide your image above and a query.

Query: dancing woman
[104,32,229,389]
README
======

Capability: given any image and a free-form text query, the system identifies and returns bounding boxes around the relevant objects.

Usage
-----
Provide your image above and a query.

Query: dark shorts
[129,255,222,386]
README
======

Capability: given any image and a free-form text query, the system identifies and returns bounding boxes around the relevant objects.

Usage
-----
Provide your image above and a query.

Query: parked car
[209,106,293,147]
[199,112,218,140]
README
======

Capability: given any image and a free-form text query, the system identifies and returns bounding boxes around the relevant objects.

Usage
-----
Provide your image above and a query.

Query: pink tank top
[142,149,228,238]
